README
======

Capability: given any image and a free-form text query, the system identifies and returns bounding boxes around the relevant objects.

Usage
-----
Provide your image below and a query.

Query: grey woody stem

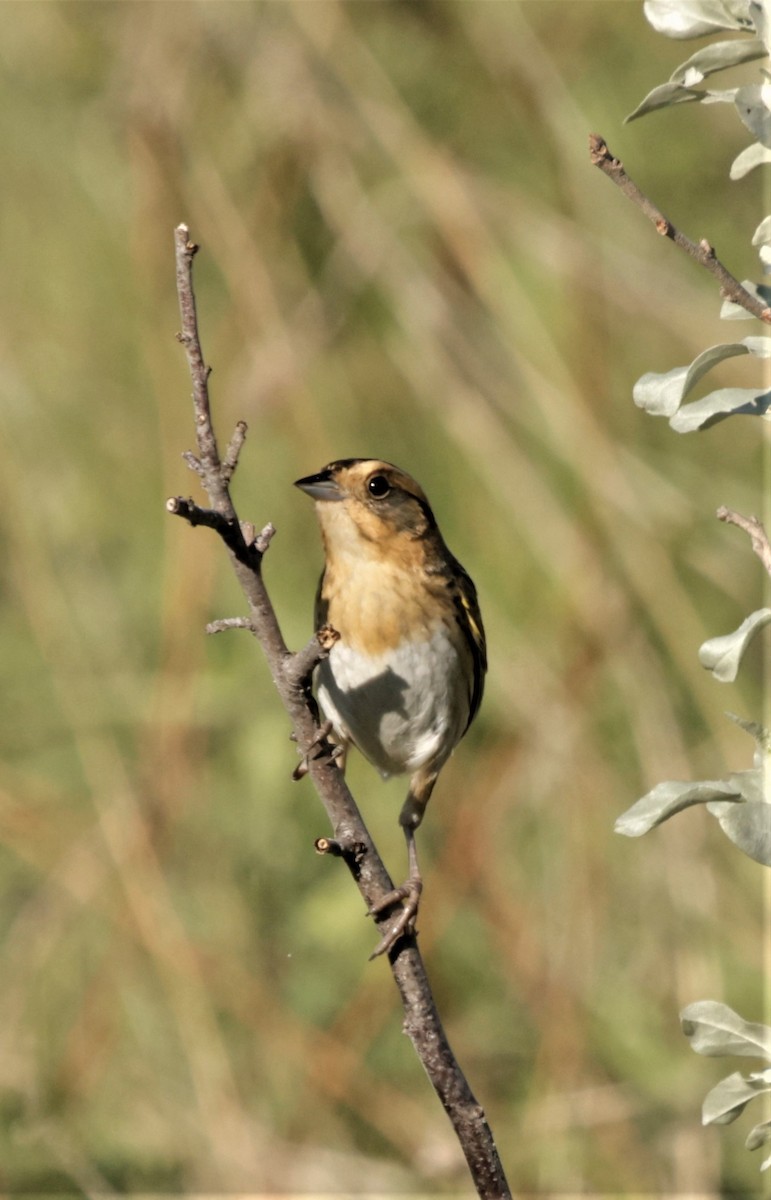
[166,224,511,1198]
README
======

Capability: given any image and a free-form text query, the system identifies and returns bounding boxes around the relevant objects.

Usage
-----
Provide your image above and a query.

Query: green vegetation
[0,1,764,1192]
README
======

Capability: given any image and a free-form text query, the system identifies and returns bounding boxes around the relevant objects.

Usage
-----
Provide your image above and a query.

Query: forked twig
[166,224,511,1197]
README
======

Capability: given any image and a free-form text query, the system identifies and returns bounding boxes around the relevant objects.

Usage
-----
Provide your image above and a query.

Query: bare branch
[182,449,206,478]
[717,506,771,578]
[174,229,225,487]
[314,834,364,858]
[589,134,771,325]
[284,625,341,694]
[206,617,255,635]
[222,420,248,484]
[166,495,257,566]
[167,223,511,1197]
[254,523,276,553]
[241,520,276,555]
[166,495,230,531]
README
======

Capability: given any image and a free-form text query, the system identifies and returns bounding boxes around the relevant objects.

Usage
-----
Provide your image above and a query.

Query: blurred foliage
[0,1,766,1194]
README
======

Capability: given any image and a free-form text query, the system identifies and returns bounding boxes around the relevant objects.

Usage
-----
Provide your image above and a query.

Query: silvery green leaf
[702,1070,771,1126]
[681,1001,771,1059]
[752,216,771,246]
[708,796,771,864]
[721,767,766,803]
[730,142,771,179]
[671,37,766,83]
[633,366,693,417]
[645,0,754,37]
[633,339,766,417]
[627,80,742,120]
[735,84,771,147]
[626,81,706,122]
[669,386,771,432]
[734,335,771,356]
[698,608,771,680]
[720,280,771,315]
[615,778,742,837]
[751,0,771,49]
[746,1117,771,1153]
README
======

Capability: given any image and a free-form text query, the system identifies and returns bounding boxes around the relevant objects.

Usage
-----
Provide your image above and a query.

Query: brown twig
[166,224,511,1198]
[589,134,771,325]
[222,420,248,484]
[717,506,771,578]
[206,617,255,635]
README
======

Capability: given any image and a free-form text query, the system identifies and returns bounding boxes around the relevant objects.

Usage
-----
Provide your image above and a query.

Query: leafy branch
[682,1001,771,1171]
[166,224,511,1198]
[593,0,771,1176]
[603,0,771,867]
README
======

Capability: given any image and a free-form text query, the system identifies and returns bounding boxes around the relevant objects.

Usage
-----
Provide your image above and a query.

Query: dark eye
[367,474,391,500]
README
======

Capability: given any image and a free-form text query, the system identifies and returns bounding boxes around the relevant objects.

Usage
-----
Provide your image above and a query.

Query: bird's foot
[291,720,339,780]
[368,877,423,959]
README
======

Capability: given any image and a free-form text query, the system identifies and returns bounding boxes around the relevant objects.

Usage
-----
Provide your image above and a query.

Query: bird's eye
[367,474,391,500]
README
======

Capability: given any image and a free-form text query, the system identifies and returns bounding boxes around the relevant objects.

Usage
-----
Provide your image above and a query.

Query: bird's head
[295,459,437,560]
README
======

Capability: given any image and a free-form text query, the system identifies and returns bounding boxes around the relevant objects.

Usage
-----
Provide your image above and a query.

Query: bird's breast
[316,624,471,778]
[322,559,444,658]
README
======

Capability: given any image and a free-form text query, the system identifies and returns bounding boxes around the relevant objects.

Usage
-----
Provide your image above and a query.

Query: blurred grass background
[0,0,767,1194]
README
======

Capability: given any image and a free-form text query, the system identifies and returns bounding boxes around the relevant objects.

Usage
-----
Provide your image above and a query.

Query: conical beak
[294,470,344,502]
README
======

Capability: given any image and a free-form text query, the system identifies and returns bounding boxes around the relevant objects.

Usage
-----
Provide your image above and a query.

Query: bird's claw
[368,878,423,959]
[291,719,335,780]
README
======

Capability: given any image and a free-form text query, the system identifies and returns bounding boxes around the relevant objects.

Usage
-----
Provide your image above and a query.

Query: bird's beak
[294,470,344,502]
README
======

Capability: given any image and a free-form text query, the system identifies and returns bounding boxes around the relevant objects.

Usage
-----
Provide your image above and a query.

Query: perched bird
[295,458,486,956]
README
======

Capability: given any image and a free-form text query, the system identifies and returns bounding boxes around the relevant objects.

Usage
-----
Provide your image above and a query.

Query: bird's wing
[451,563,487,733]
[313,570,328,631]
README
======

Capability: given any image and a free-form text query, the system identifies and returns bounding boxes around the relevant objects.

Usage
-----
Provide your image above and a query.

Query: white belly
[316,628,469,778]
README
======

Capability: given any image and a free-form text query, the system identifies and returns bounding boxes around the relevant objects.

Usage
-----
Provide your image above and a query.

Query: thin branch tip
[255,522,276,553]
[315,836,343,856]
[590,134,770,324]
[240,520,275,554]
[315,834,365,861]
[175,223,198,256]
[284,627,340,696]
[717,507,771,577]
[206,617,255,635]
[588,132,610,162]
[182,450,205,478]
[222,420,248,482]
[318,622,341,652]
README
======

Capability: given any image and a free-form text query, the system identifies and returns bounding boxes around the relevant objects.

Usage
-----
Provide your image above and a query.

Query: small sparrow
[295,458,486,957]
